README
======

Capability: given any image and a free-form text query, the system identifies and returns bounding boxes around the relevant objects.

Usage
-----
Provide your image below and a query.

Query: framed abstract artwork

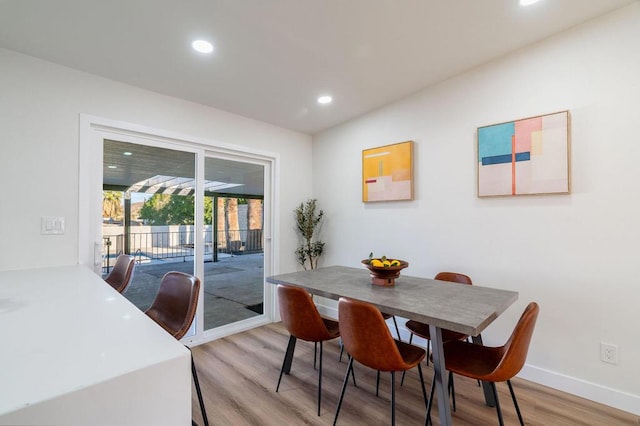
[477,111,570,197]
[362,141,413,202]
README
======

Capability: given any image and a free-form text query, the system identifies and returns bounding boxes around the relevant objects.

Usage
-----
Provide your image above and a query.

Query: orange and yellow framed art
[362,141,413,202]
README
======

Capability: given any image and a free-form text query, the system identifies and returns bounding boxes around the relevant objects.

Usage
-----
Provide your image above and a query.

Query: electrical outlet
[600,342,618,365]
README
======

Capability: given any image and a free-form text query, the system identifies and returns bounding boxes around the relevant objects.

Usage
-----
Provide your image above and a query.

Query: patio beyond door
[103,141,198,336]
[101,139,267,339]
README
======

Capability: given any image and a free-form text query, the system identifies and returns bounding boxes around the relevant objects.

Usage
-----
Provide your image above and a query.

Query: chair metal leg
[376,370,381,396]
[400,332,413,387]
[426,340,430,366]
[465,337,481,386]
[507,380,525,426]
[314,341,317,369]
[472,333,496,407]
[276,335,297,392]
[400,332,415,386]
[317,341,323,416]
[449,371,456,412]
[417,363,428,410]
[425,374,436,426]
[491,382,505,426]
[339,344,357,386]
[350,362,357,387]
[391,316,401,341]
[423,370,457,424]
[333,356,354,426]
[188,348,209,426]
[390,371,396,426]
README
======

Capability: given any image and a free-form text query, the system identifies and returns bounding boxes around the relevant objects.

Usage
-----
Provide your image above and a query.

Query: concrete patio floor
[110,253,264,330]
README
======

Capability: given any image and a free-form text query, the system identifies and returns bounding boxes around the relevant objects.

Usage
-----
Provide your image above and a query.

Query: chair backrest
[145,271,200,340]
[277,284,333,342]
[492,302,540,382]
[338,297,406,372]
[434,272,472,285]
[104,254,136,293]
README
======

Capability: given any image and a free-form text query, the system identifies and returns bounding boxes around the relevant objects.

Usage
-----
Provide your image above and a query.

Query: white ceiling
[0,0,636,135]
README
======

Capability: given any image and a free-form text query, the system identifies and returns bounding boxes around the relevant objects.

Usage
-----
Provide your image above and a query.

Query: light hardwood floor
[190,323,638,425]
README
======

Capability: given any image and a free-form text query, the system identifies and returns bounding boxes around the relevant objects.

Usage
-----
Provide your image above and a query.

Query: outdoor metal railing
[102,228,263,272]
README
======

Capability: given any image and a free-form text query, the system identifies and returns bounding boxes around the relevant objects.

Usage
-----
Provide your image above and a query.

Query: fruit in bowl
[369,258,402,267]
[362,254,409,286]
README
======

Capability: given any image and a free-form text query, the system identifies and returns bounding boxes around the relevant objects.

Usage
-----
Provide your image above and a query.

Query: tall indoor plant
[294,199,325,270]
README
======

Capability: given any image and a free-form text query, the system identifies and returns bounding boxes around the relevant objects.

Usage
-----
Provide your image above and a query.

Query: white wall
[0,48,312,273]
[312,3,640,415]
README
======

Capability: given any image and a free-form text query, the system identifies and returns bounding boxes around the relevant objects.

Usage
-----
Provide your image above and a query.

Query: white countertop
[0,265,189,417]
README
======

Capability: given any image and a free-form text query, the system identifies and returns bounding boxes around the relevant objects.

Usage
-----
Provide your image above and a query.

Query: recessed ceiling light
[123,151,132,156]
[519,0,541,6]
[108,165,117,169]
[192,39,214,54]
[318,95,333,104]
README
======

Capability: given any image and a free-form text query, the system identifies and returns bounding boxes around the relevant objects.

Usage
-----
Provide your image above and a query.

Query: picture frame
[362,141,413,202]
[477,111,570,197]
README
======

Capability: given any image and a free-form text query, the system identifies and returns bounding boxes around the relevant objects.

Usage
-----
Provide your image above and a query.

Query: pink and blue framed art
[477,111,570,197]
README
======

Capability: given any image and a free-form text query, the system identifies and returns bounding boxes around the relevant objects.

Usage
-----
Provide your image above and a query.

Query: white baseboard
[519,364,640,416]
[317,303,337,319]
[315,302,639,417]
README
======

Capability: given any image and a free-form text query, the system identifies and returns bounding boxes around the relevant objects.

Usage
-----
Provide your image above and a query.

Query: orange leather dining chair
[276,284,341,416]
[145,271,209,426]
[339,311,401,362]
[402,271,474,403]
[405,272,473,365]
[425,302,540,426]
[334,297,428,426]
[103,254,136,293]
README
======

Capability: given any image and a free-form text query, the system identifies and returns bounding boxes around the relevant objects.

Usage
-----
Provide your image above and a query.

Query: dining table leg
[471,334,496,407]
[429,325,452,426]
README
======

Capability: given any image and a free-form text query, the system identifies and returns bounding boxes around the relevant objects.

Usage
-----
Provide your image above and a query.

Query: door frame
[79,114,279,345]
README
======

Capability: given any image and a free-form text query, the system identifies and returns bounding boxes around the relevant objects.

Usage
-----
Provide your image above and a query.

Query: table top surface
[0,265,188,415]
[267,265,518,336]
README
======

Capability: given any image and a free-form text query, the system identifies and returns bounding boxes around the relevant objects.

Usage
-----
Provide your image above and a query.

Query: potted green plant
[294,199,325,270]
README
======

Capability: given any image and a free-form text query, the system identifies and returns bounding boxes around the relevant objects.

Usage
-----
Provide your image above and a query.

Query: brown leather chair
[340,311,400,363]
[402,272,475,406]
[426,302,540,426]
[339,312,401,362]
[103,254,136,293]
[276,284,341,416]
[145,271,209,426]
[405,272,473,364]
[334,297,428,426]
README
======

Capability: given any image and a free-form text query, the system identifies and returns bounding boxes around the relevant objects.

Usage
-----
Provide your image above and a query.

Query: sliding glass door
[92,127,272,342]
[102,140,198,335]
[201,157,265,331]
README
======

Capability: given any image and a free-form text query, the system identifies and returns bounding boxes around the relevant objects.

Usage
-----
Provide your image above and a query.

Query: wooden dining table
[266,265,518,426]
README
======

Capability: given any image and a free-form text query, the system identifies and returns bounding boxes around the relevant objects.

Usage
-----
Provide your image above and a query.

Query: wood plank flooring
[190,323,638,425]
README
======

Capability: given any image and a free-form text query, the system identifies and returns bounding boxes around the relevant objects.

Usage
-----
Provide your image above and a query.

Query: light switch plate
[41,216,65,235]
